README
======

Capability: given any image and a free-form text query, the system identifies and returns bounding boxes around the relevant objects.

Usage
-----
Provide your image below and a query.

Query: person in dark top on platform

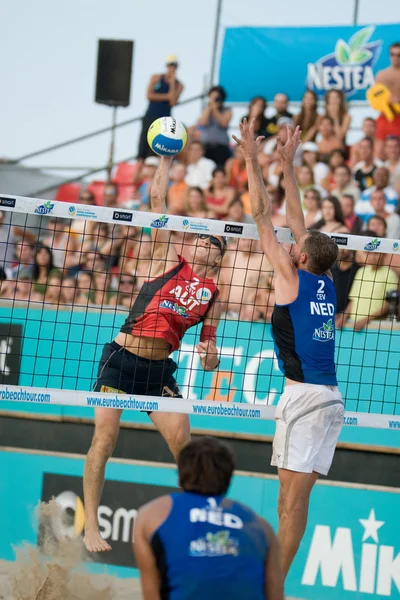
[233,119,343,580]
[137,55,184,160]
[134,436,284,600]
[83,156,226,554]
[332,248,360,316]
[197,85,232,166]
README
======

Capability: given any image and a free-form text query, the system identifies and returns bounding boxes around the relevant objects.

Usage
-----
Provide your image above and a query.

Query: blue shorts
[93,342,182,410]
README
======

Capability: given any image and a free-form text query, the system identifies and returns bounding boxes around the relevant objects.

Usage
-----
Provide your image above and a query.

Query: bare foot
[83,530,112,552]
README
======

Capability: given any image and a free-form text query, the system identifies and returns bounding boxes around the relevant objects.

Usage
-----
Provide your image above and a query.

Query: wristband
[200,325,217,344]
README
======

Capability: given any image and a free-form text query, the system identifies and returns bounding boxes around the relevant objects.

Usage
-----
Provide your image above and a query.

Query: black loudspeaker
[95,39,134,107]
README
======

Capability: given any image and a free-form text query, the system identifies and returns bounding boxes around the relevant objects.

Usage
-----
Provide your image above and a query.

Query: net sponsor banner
[219,24,400,102]
[0,306,399,442]
[1,448,399,598]
[0,194,399,253]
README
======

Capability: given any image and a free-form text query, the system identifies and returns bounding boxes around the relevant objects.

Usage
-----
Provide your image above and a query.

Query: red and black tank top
[120,256,219,352]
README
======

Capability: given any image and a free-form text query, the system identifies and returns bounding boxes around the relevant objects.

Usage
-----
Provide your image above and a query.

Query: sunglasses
[197,234,224,253]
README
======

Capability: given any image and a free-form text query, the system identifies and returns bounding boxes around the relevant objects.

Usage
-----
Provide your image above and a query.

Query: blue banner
[1,449,399,598]
[219,24,400,102]
[0,306,399,447]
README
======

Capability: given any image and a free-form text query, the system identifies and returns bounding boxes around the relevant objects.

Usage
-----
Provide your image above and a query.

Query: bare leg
[150,412,191,460]
[83,407,122,552]
[277,468,319,579]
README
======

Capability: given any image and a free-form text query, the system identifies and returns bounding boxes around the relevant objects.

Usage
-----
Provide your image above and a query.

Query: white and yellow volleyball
[147,117,187,157]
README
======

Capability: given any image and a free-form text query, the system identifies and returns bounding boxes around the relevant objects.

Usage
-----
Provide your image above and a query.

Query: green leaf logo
[348,26,374,52]
[335,39,351,65]
[351,48,373,64]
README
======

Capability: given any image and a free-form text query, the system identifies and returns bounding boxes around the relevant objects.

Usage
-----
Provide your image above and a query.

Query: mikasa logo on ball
[155,143,177,154]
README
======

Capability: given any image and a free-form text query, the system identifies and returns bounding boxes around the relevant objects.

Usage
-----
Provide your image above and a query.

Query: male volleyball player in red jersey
[83,155,225,552]
[233,120,344,580]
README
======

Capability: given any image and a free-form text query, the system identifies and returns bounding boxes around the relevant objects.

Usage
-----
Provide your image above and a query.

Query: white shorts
[271,383,344,476]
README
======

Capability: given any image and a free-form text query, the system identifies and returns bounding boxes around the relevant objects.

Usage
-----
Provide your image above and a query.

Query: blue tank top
[271,270,338,385]
[145,75,175,118]
[151,492,268,600]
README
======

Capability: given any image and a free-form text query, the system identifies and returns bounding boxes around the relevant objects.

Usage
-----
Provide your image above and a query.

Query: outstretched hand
[276,125,302,165]
[232,118,265,160]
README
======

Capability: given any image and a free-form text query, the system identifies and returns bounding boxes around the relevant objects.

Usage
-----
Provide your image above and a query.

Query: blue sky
[0,0,399,176]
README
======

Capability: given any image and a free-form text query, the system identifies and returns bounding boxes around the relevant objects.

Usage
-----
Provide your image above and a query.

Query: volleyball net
[0,194,399,429]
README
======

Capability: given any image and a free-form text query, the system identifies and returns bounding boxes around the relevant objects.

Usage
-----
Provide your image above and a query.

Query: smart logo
[151,215,169,229]
[364,238,381,251]
[307,26,382,97]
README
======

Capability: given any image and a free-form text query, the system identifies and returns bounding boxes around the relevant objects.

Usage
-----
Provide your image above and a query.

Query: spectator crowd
[1,46,400,328]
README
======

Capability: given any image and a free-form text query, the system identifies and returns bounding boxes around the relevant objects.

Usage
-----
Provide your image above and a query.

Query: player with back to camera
[83,154,226,552]
[233,119,344,579]
[134,436,284,600]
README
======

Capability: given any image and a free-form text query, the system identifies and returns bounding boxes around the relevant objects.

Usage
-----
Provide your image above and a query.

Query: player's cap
[302,141,319,152]
[144,156,160,167]
[166,54,179,66]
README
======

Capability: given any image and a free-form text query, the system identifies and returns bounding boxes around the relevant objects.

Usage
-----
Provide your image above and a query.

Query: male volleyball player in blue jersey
[134,436,284,600]
[233,120,344,579]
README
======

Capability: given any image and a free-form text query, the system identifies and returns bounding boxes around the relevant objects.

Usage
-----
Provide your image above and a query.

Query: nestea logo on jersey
[313,319,335,342]
[307,26,382,97]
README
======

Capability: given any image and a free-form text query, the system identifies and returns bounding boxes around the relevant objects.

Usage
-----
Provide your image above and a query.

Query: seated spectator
[32,244,60,296]
[79,189,96,205]
[367,215,387,239]
[319,148,347,192]
[122,233,152,290]
[185,187,214,219]
[324,90,352,144]
[317,116,344,161]
[196,85,232,166]
[337,230,399,331]
[225,146,248,192]
[14,276,34,303]
[93,271,112,306]
[303,188,322,229]
[301,142,330,186]
[7,240,34,280]
[340,194,363,235]
[330,165,361,203]
[43,275,63,305]
[296,164,326,202]
[362,190,400,238]
[219,238,273,321]
[42,217,80,273]
[267,185,287,228]
[74,271,94,306]
[268,93,293,136]
[185,140,216,190]
[137,55,184,160]
[205,168,236,219]
[352,137,384,192]
[167,161,188,215]
[109,274,137,309]
[310,195,348,233]
[227,197,254,224]
[294,90,321,142]
[242,96,274,139]
[264,121,302,169]
[103,183,119,207]
[0,210,17,273]
[357,167,399,216]
[135,157,160,207]
[332,248,360,317]
[384,135,400,186]
[349,117,376,168]
[60,277,77,306]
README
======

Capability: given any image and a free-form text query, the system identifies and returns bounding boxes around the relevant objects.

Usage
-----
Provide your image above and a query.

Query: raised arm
[233,119,295,279]
[149,156,179,277]
[277,126,306,243]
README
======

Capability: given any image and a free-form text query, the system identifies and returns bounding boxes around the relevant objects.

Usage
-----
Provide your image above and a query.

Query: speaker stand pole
[106,106,118,183]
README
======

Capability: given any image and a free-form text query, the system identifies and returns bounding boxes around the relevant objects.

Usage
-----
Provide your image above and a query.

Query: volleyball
[147,116,187,156]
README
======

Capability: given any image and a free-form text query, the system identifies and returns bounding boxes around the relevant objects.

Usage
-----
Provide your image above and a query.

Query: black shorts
[93,342,182,411]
